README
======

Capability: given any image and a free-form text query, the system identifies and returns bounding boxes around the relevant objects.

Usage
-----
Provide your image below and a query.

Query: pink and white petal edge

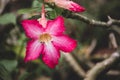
[52,34,77,52]
[45,16,65,35]
[54,0,85,12]
[21,20,44,39]
[42,42,60,68]
[24,40,43,62]
[69,1,85,12]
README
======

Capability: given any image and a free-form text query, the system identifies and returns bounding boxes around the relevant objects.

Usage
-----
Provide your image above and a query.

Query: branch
[63,12,120,27]
[109,32,118,49]
[84,51,120,80]
[0,0,10,14]
[62,52,86,77]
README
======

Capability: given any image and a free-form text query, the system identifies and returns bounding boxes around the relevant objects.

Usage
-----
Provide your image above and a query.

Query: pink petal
[52,34,77,52]
[21,20,44,39]
[45,16,65,35]
[42,42,60,68]
[24,40,43,62]
[38,17,47,28]
[69,1,85,12]
[54,0,85,12]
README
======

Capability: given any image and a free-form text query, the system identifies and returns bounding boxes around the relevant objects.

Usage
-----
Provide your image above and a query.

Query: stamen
[39,33,52,43]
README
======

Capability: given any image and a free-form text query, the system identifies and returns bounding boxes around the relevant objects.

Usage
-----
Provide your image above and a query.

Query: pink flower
[21,16,77,68]
[45,0,85,12]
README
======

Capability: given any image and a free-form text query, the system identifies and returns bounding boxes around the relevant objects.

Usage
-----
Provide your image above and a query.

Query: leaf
[17,8,40,14]
[0,60,17,72]
[0,64,12,80]
[32,0,42,8]
[47,11,56,19]
[17,0,43,14]
[54,7,63,15]
[46,6,63,19]
[0,13,16,25]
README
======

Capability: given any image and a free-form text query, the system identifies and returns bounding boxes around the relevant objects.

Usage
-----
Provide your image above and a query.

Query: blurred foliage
[0,13,16,25]
[0,60,17,80]
[0,0,120,80]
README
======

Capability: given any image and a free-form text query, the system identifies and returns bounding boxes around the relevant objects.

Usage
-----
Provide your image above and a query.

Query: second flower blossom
[45,0,85,12]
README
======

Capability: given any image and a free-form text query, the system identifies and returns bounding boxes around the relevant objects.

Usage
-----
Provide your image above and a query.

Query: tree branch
[63,12,120,27]
[0,0,10,14]
[84,51,120,80]
[62,52,86,77]
[109,32,118,49]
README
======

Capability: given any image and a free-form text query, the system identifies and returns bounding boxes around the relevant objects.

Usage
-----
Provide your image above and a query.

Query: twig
[85,39,97,58]
[0,0,10,14]
[109,32,118,49]
[63,12,120,27]
[84,51,120,80]
[107,70,120,76]
[62,52,86,77]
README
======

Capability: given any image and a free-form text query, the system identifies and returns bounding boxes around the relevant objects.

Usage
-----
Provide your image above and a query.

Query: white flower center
[39,33,52,43]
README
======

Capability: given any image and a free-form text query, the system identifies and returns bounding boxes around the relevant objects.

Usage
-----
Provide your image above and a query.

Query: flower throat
[39,33,52,43]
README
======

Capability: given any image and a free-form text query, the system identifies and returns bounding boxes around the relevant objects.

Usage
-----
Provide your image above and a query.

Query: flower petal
[52,34,77,52]
[68,1,85,12]
[42,42,60,68]
[24,40,43,62]
[54,0,85,12]
[45,16,65,35]
[21,20,44,39]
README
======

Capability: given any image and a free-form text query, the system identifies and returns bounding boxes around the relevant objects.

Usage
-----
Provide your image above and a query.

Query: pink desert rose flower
[45,0,85,12]
[21,16,77,68]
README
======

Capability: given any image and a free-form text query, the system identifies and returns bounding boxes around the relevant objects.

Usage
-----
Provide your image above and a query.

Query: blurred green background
[0,0,120,80]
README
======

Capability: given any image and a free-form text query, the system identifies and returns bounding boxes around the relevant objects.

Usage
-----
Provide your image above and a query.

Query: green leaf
[0,60,17,72]
[54,7,63,15]
[47,11,56,19]
[18,0,43,15]
[0,13,16,25]
[17,8,40,14]
[0,64,12,80]
[32,0,42,8]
